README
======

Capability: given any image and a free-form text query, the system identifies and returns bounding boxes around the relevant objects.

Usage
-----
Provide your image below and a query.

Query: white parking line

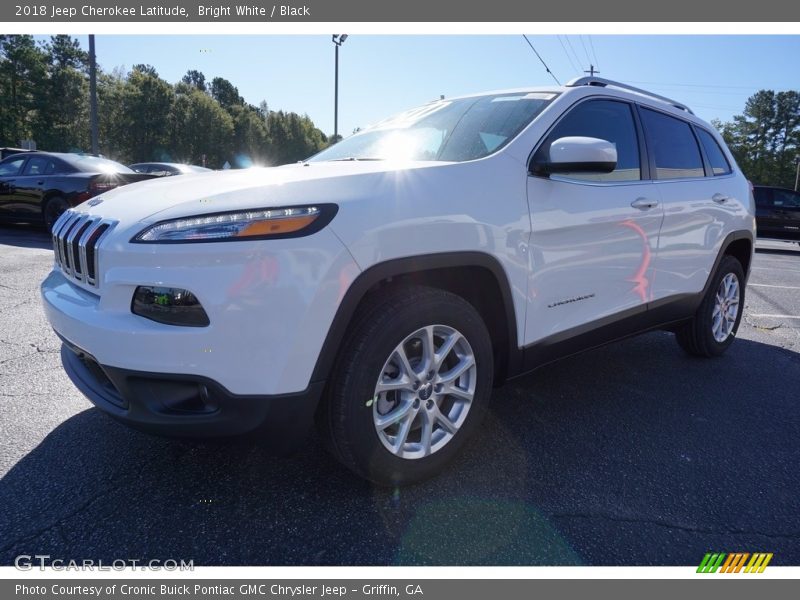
[749,283,800,290]
[751,266,800,273]
[749,313,800,319]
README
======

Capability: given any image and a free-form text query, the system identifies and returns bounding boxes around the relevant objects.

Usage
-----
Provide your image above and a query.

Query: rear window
[696,128,732,176]
[640,108,705,180]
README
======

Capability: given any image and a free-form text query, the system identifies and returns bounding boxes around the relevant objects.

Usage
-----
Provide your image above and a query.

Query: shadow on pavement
[0,224,52,251]
[1,333,798,565]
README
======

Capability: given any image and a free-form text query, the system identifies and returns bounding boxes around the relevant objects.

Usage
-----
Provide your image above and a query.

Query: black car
[0,151,154,230]
[753,185,800,245]
[129,162,212,176]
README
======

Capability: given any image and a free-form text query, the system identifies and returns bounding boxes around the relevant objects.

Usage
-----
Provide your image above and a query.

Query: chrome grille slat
[59,214,82,276]
[52,210,117,289]
[65,215,87,278]
[67,216,92,280]
[51,211,72,267]
[78,219,102,282]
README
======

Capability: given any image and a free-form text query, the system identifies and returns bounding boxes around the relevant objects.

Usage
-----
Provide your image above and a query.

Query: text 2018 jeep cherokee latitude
[42,78,755,485]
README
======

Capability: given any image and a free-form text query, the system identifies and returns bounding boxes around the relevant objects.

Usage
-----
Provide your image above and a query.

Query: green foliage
[210,76,243,110]
[0,35,48,146]
[715,90,800,187]
[0,35,330,167]
[171,88,234,167]
[35,35,90,152]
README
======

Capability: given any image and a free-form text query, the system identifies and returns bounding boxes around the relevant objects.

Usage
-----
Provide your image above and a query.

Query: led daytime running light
[135,206,321,242]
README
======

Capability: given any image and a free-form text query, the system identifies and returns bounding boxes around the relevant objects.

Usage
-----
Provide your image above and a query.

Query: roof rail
[565,76,694,115]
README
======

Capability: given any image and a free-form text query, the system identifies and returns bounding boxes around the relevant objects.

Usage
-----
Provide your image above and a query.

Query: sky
[42,35,800,138]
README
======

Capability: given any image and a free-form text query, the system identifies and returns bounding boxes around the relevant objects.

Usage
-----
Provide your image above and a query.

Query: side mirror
[532,136,617,176]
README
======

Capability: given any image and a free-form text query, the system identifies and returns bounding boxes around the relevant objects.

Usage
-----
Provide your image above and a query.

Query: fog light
[132,286,210,327]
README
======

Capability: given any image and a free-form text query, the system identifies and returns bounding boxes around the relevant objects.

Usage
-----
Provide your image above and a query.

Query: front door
[525,98,663,345]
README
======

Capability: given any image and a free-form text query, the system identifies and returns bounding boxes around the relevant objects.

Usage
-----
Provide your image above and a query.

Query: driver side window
[537,99,641,182]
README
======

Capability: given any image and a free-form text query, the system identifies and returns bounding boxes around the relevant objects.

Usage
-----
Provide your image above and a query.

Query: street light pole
[88,35,99,155]
[332,34,348,140]
[795,157,800,191]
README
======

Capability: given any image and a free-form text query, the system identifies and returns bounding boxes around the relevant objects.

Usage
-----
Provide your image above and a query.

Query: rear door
[640,109,746,301]
[525,98,663,344]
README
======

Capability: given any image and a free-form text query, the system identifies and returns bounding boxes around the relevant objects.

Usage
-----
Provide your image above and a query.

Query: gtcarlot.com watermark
[14,554,194,571]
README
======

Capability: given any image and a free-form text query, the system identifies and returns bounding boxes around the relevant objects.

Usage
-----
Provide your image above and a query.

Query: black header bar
[3,1,800,22]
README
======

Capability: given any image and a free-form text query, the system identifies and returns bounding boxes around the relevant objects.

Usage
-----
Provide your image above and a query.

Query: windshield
[309,92,556,163]
[65,155,135,174]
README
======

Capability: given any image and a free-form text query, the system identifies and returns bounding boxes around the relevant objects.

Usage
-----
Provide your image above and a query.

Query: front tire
[675,255,745,357]
[318,285,494,486]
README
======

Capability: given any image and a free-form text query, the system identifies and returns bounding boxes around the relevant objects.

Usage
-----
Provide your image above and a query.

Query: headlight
[132,204,337,243]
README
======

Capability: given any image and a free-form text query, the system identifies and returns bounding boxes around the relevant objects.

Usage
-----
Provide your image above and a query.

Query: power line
[587,35,600,70]
[564,36,585,72]
[579,36,592,67]
[522,35,560,85]
[557,35,580,75]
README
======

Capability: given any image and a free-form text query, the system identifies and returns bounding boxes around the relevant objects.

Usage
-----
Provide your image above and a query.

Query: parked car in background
[129,162,212,177]
[0,152,154,230]
[753,185,800,245]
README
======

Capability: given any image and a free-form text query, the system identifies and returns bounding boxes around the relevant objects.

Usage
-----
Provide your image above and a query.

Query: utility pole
[88,35,99,155]
[332,34,348,139]
[795,156,800,191]
[584,65,599,77]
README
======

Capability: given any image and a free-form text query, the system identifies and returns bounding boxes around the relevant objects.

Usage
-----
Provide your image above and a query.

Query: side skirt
[512,293,699,378]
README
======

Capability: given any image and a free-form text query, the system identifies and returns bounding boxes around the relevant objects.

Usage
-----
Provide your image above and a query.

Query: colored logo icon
[697,552,773,573]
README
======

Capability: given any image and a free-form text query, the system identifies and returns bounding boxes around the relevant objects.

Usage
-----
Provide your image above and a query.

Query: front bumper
[60,338,324,446]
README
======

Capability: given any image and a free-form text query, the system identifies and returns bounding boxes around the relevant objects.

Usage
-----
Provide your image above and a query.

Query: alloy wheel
[372,324,477,459]
[712,272,740,343]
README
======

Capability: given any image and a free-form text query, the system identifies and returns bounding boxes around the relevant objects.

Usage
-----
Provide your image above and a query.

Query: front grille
[51,210,117,287]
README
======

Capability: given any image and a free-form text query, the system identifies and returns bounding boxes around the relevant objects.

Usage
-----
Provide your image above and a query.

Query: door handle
[36,180,44,185]
[631,197,659,210]
[712,193,730,204]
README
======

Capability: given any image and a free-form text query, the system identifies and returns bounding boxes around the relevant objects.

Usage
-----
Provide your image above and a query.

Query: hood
[72,160,448,226]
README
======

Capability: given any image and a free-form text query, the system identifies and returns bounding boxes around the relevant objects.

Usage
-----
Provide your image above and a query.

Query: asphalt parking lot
[0,224,798,566]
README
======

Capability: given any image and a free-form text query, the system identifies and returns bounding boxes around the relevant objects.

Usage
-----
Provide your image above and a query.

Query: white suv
[42,78,755,485]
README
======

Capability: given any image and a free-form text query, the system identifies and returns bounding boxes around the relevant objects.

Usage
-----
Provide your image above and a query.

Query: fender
[308,251,522,385]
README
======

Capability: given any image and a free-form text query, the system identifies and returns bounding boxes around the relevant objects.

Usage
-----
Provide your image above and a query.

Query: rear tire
[43,196,69,231]
[317,285,494,486]
[675,255,745,357]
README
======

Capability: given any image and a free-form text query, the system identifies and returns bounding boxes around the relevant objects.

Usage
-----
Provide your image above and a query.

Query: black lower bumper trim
[60,341,324,449]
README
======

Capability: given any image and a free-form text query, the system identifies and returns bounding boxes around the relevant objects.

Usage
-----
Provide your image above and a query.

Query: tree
[117,65,174,162]
[181,69,206,92]
[0,35,47,146]
[33,35,90,152]
[0,35,331,168]
[716,89,800,187]
[266,110,328,164]
[170,88,233,168]
[229,104,271,166]
[210,76,243,110]
[96,67,128,159]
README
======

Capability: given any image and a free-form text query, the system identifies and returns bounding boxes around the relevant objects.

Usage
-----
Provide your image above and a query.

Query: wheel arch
[702,230,753,299]
[309,252,522,387]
